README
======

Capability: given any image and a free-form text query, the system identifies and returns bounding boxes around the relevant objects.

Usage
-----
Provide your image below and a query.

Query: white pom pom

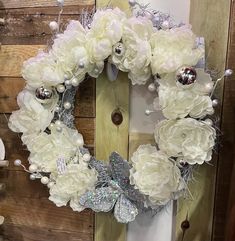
[29,164,38,173]
[30,174,36,181]
[49,21,58,31]
[148,83,156,92]
[225,69,233,77]
[14,159,22,166]
[41,176,49,185]
[83,153,91,162]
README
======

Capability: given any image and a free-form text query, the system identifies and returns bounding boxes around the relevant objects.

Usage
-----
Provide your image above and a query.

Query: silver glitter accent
[80,187,120,212]
[114,194,138,223]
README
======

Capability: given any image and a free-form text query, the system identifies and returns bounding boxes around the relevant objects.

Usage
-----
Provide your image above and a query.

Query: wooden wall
[0,1,96,241]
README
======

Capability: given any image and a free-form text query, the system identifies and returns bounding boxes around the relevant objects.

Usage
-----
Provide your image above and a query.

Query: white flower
[49,164,97,210]
[22,51,65,88]
[155,68,214,119]
[111,17,154,85]
[8,89,53,134]
[130,145,183,206]
[22,125,84,173]
[157,87,213,119]
[86,8,126,64]
[155,118,216,164]
[151,26,204,75]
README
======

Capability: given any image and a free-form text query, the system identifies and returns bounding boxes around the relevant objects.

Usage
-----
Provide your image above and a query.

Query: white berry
[29,164,38,173]
[63,102,71,110]
[14,159,22,166]
[56,84,65,93]
[49,21,58,31]
[41,176,49,185]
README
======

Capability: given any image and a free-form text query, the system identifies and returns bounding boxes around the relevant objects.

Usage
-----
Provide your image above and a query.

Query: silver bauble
[176,66,197,88]
[113,42,125,57]
[35,86,53,104]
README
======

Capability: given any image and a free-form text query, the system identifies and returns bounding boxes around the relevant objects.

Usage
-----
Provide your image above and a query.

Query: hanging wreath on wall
[8,0,232,223]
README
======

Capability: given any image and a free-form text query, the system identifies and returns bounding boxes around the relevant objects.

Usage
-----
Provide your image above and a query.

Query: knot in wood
[111,109,123,126]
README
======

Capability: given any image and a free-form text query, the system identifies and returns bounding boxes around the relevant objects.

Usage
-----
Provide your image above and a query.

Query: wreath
[8,0,232,223]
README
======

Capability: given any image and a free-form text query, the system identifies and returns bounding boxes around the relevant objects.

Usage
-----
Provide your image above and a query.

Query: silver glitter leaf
[80,187,120,212]
[114,194,138,223]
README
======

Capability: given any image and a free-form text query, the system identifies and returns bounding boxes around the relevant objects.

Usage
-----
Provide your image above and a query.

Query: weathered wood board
[175,0,231,241]
[0,1,96,241]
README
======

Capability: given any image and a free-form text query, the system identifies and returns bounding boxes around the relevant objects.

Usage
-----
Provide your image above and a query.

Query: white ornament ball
[204,119,213,126]
[54,106,60,112]
[161,21,170,30]
[128,0,136,7]
[56,84,65,93]
[83,153,91,162]
[55,120,62,126]
[14,159,22,166]
[65,79,71,86]
[49,123,55,130]
[41,176,49,185]
[29,164,38,173]
[63,102,71,110]
[148,83,156,92]
[49,21,58,31]
[71,77,79,87]
[30,174,36,181]
[225,69,233,77]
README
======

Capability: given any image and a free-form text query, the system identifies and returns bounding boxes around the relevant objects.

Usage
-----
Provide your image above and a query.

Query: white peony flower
[130,145,184,206]
[49,164,97,210]
[151,26,204,75]
[22,125,84,173]
[111,17,154,85]
[155,68,214,119]
[22,51,65,88]
[8,89,53,134]
[155,118,216,164]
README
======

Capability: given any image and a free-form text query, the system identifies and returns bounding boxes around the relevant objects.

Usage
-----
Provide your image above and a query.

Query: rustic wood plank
[0,195,94,234]
[0,224,93,241]
[95,72,129,241]
[0,0,95,9]
[214,2,235,241]
[0,7,94,45]
[0,77,95,117]
[175,0,231,241]
[0,45,44,77]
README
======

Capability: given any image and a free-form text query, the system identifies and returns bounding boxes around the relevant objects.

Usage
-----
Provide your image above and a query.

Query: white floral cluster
[8,7,218,213]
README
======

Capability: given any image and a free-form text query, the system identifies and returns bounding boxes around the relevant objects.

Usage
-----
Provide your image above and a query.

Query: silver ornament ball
[35,86,53,103]
[212,99,219,107]
[113,42,125,57]
[176,66,197,87]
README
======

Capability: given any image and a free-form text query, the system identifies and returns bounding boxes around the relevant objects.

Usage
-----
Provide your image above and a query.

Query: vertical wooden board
[175,0,231,240]
[95,71,129,241]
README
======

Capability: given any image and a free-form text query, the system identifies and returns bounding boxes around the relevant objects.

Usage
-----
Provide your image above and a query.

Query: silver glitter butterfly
[79,152,145,223]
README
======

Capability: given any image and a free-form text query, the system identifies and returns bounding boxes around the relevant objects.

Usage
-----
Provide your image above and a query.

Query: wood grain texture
[0,45,44,77]
[175,0,231,241]
[0,0,95,9]
[0,6,94,45]
[214,2,235,241]
[95,71,129,241]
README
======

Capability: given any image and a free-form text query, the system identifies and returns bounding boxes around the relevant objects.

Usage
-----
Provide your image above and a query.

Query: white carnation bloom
[155,118,216,164]
[8,90,53,134]
[49,164,97,210]
[111,17,154,85]
[22,125,84,173]
[22,51,65,88]
[151,26,204,75]
[130,145,184,206]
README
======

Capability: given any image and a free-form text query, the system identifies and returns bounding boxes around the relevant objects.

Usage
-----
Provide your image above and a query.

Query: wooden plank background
[0,1,95,241]
[213,1,235,241]
[175,0,231,241]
